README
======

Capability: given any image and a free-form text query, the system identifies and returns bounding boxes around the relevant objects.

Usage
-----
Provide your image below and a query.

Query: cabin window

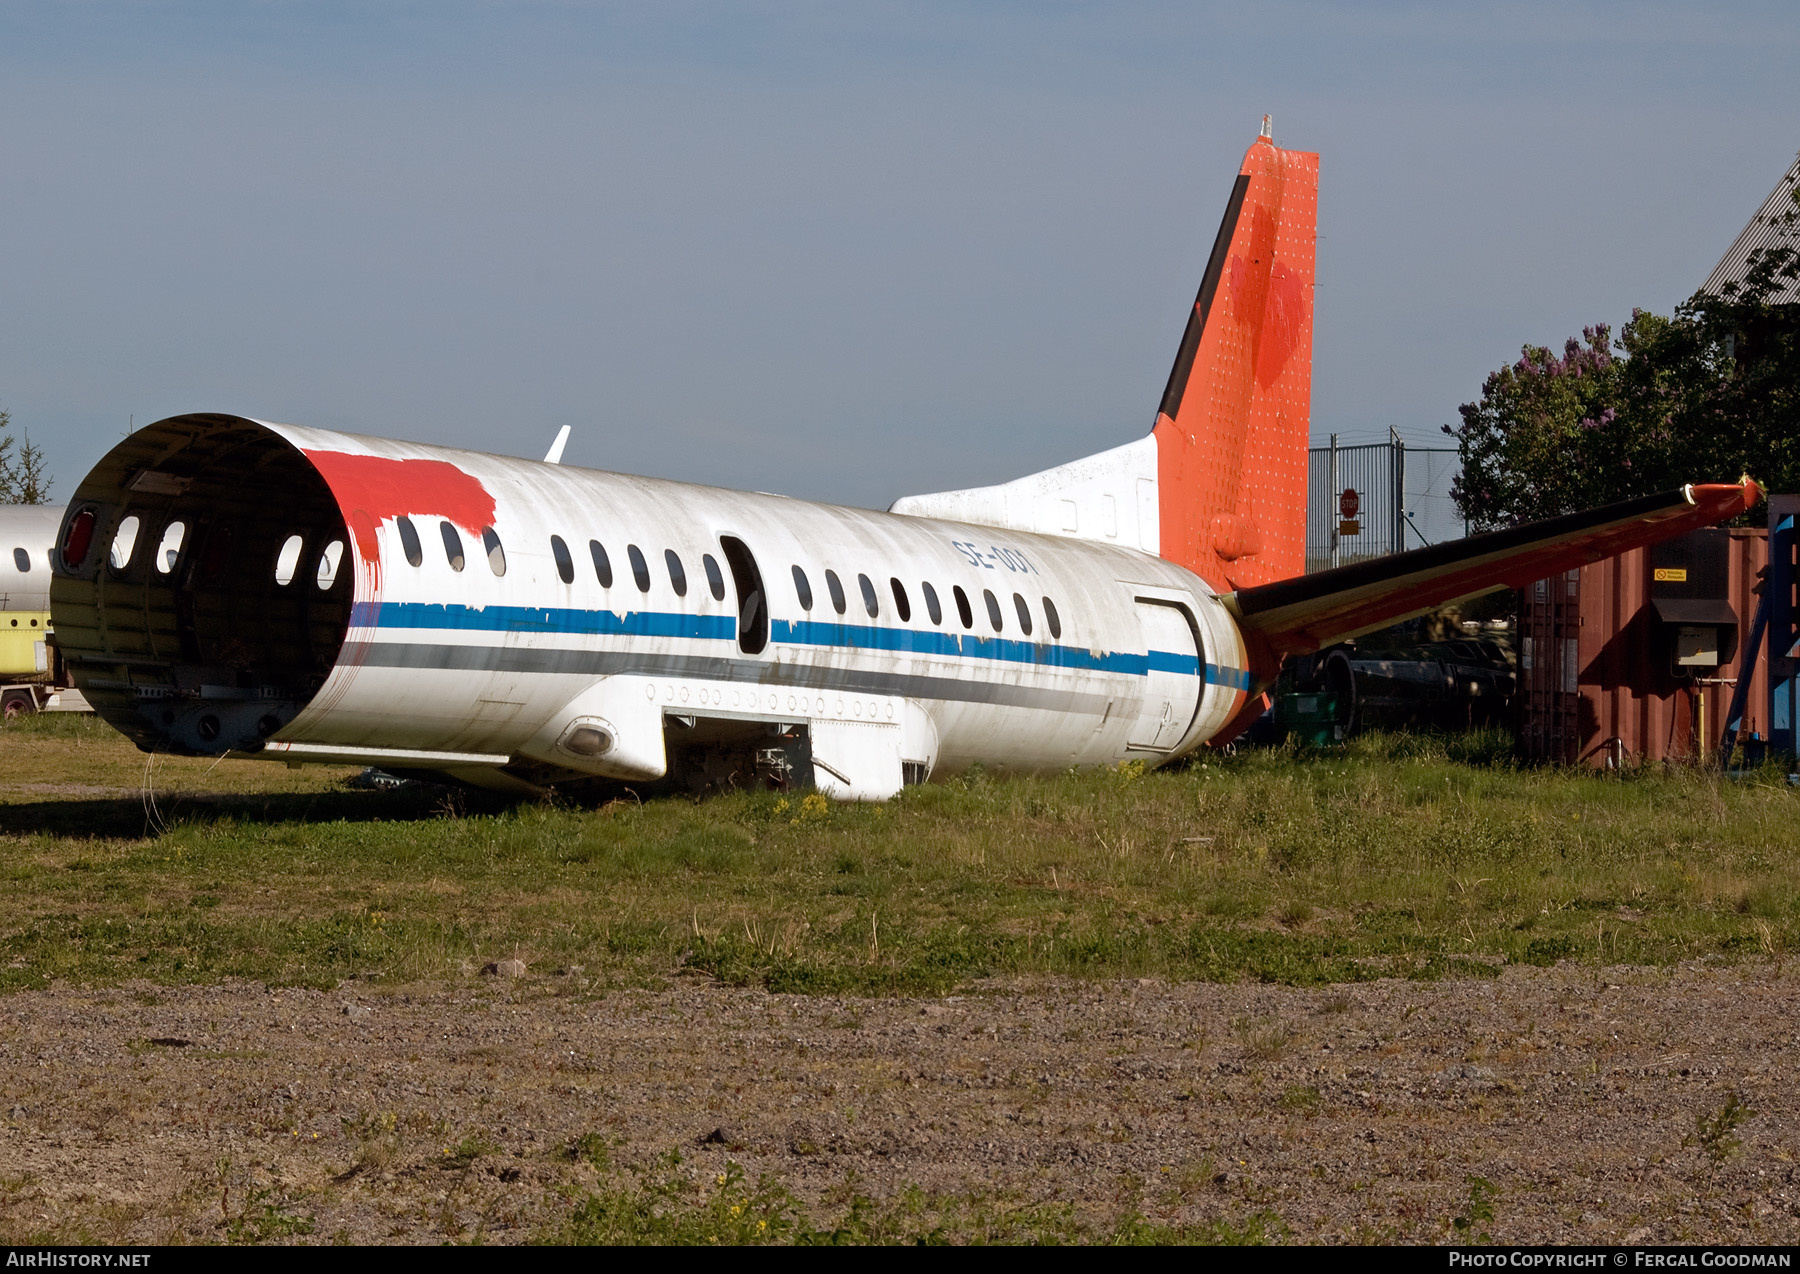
[825,569,846,615]
[890,578,911,622]
[440,521,465,572]
[551,535,574,584]
[952,584,973,629]
[60,509,97,571]
[156,521,187,575]
[12,547,28,574]
[317,539,345,590]
[109,516,141,572]
[274,534,304,586]
[590,539,613,587]
[396,516,423,567]
[666,549,687,597]
[482,527,506,576]
[922,581,942,625]
[628,544,650,592]
[792,565,813,611]
[983,588,1003,632]
[1043,596,1062,639]
[1013,592,1033,636]
[703,553,726,601]
[857,573,879,618]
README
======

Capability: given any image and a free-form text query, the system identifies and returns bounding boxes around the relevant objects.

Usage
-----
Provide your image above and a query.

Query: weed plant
[3,715,1799,993]
[1687,1091,1756,1166]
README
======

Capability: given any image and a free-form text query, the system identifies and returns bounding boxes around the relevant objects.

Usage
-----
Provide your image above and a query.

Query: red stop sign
[1339,487,1360,518]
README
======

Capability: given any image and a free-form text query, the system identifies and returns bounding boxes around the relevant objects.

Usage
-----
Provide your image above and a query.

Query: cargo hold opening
[49,414,354,756]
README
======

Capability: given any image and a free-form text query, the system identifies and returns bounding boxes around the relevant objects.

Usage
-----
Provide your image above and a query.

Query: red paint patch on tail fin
[1154,127,1317,593]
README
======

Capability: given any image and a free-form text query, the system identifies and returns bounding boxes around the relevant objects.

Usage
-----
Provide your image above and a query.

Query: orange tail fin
[1154,118,1317,592]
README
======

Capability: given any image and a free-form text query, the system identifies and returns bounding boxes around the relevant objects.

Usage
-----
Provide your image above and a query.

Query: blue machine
[1722,494,1798,765]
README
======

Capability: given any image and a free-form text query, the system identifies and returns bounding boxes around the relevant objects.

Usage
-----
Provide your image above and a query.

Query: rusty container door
[1576,542,1684,764]
[1517,569,1582,763]
[1519,529,1767,766]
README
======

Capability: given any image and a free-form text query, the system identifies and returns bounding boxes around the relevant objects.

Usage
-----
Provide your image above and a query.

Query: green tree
[1446,323,1629,529]
[1449,194,1799,529]
[0,408,53,504]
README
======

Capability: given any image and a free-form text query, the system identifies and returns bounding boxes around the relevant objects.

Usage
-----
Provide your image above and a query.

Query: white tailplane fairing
[891,436,1162,556]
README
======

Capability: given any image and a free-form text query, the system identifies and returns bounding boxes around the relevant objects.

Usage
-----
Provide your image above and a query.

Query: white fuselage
[54,419,1252,798]
[0,506,64,613]
[291,437,1247,780]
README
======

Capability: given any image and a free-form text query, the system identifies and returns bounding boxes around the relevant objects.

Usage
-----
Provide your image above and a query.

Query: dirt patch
[2,964,1798,1244]
[0,784,140,798]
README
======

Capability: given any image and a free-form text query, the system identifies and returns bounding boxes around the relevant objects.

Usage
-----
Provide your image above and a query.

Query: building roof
[1702,151,1800,305]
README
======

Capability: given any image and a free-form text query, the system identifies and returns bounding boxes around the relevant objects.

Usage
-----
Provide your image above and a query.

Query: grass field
[3,712,1798,995]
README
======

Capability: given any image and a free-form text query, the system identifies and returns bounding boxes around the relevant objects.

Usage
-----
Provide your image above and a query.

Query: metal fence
[1305,433,1464,573]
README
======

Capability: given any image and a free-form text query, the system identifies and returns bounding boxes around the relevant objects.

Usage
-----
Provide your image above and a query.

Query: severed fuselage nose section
[49,415,355,756]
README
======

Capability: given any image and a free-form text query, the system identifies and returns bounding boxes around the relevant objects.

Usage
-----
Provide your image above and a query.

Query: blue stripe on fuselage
[350,601,1249,689]
[1206,663,1253,692]
[773,619,1251,691]
[771,618,1143,672]
[360,600,735,641]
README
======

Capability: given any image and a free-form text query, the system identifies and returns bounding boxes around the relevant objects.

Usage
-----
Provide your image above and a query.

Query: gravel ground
[2,963,1798,1245]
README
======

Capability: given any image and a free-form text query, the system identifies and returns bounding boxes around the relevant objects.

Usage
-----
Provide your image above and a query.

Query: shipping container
[1517,528,1767,766]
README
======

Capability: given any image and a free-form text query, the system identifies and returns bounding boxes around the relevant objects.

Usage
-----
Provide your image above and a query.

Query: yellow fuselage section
[0,611,52,680]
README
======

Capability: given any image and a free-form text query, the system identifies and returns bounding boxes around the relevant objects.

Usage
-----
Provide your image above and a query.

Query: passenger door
[1128,599,1202,750]
[718,535,768,655]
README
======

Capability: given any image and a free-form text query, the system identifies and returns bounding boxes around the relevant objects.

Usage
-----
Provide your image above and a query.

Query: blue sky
[3,2,1796,510]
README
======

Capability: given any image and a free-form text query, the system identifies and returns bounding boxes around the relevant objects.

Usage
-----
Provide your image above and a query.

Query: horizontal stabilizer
[1228,481,1761,658]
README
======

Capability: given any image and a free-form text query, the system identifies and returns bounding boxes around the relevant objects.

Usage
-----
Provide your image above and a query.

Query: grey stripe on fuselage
[346,640,1120,715]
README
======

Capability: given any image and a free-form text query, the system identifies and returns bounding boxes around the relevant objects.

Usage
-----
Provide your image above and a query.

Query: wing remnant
[1227,480,1762,664]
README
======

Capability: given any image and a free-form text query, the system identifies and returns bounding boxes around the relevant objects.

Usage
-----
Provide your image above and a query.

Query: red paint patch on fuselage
[302,450,498,565]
